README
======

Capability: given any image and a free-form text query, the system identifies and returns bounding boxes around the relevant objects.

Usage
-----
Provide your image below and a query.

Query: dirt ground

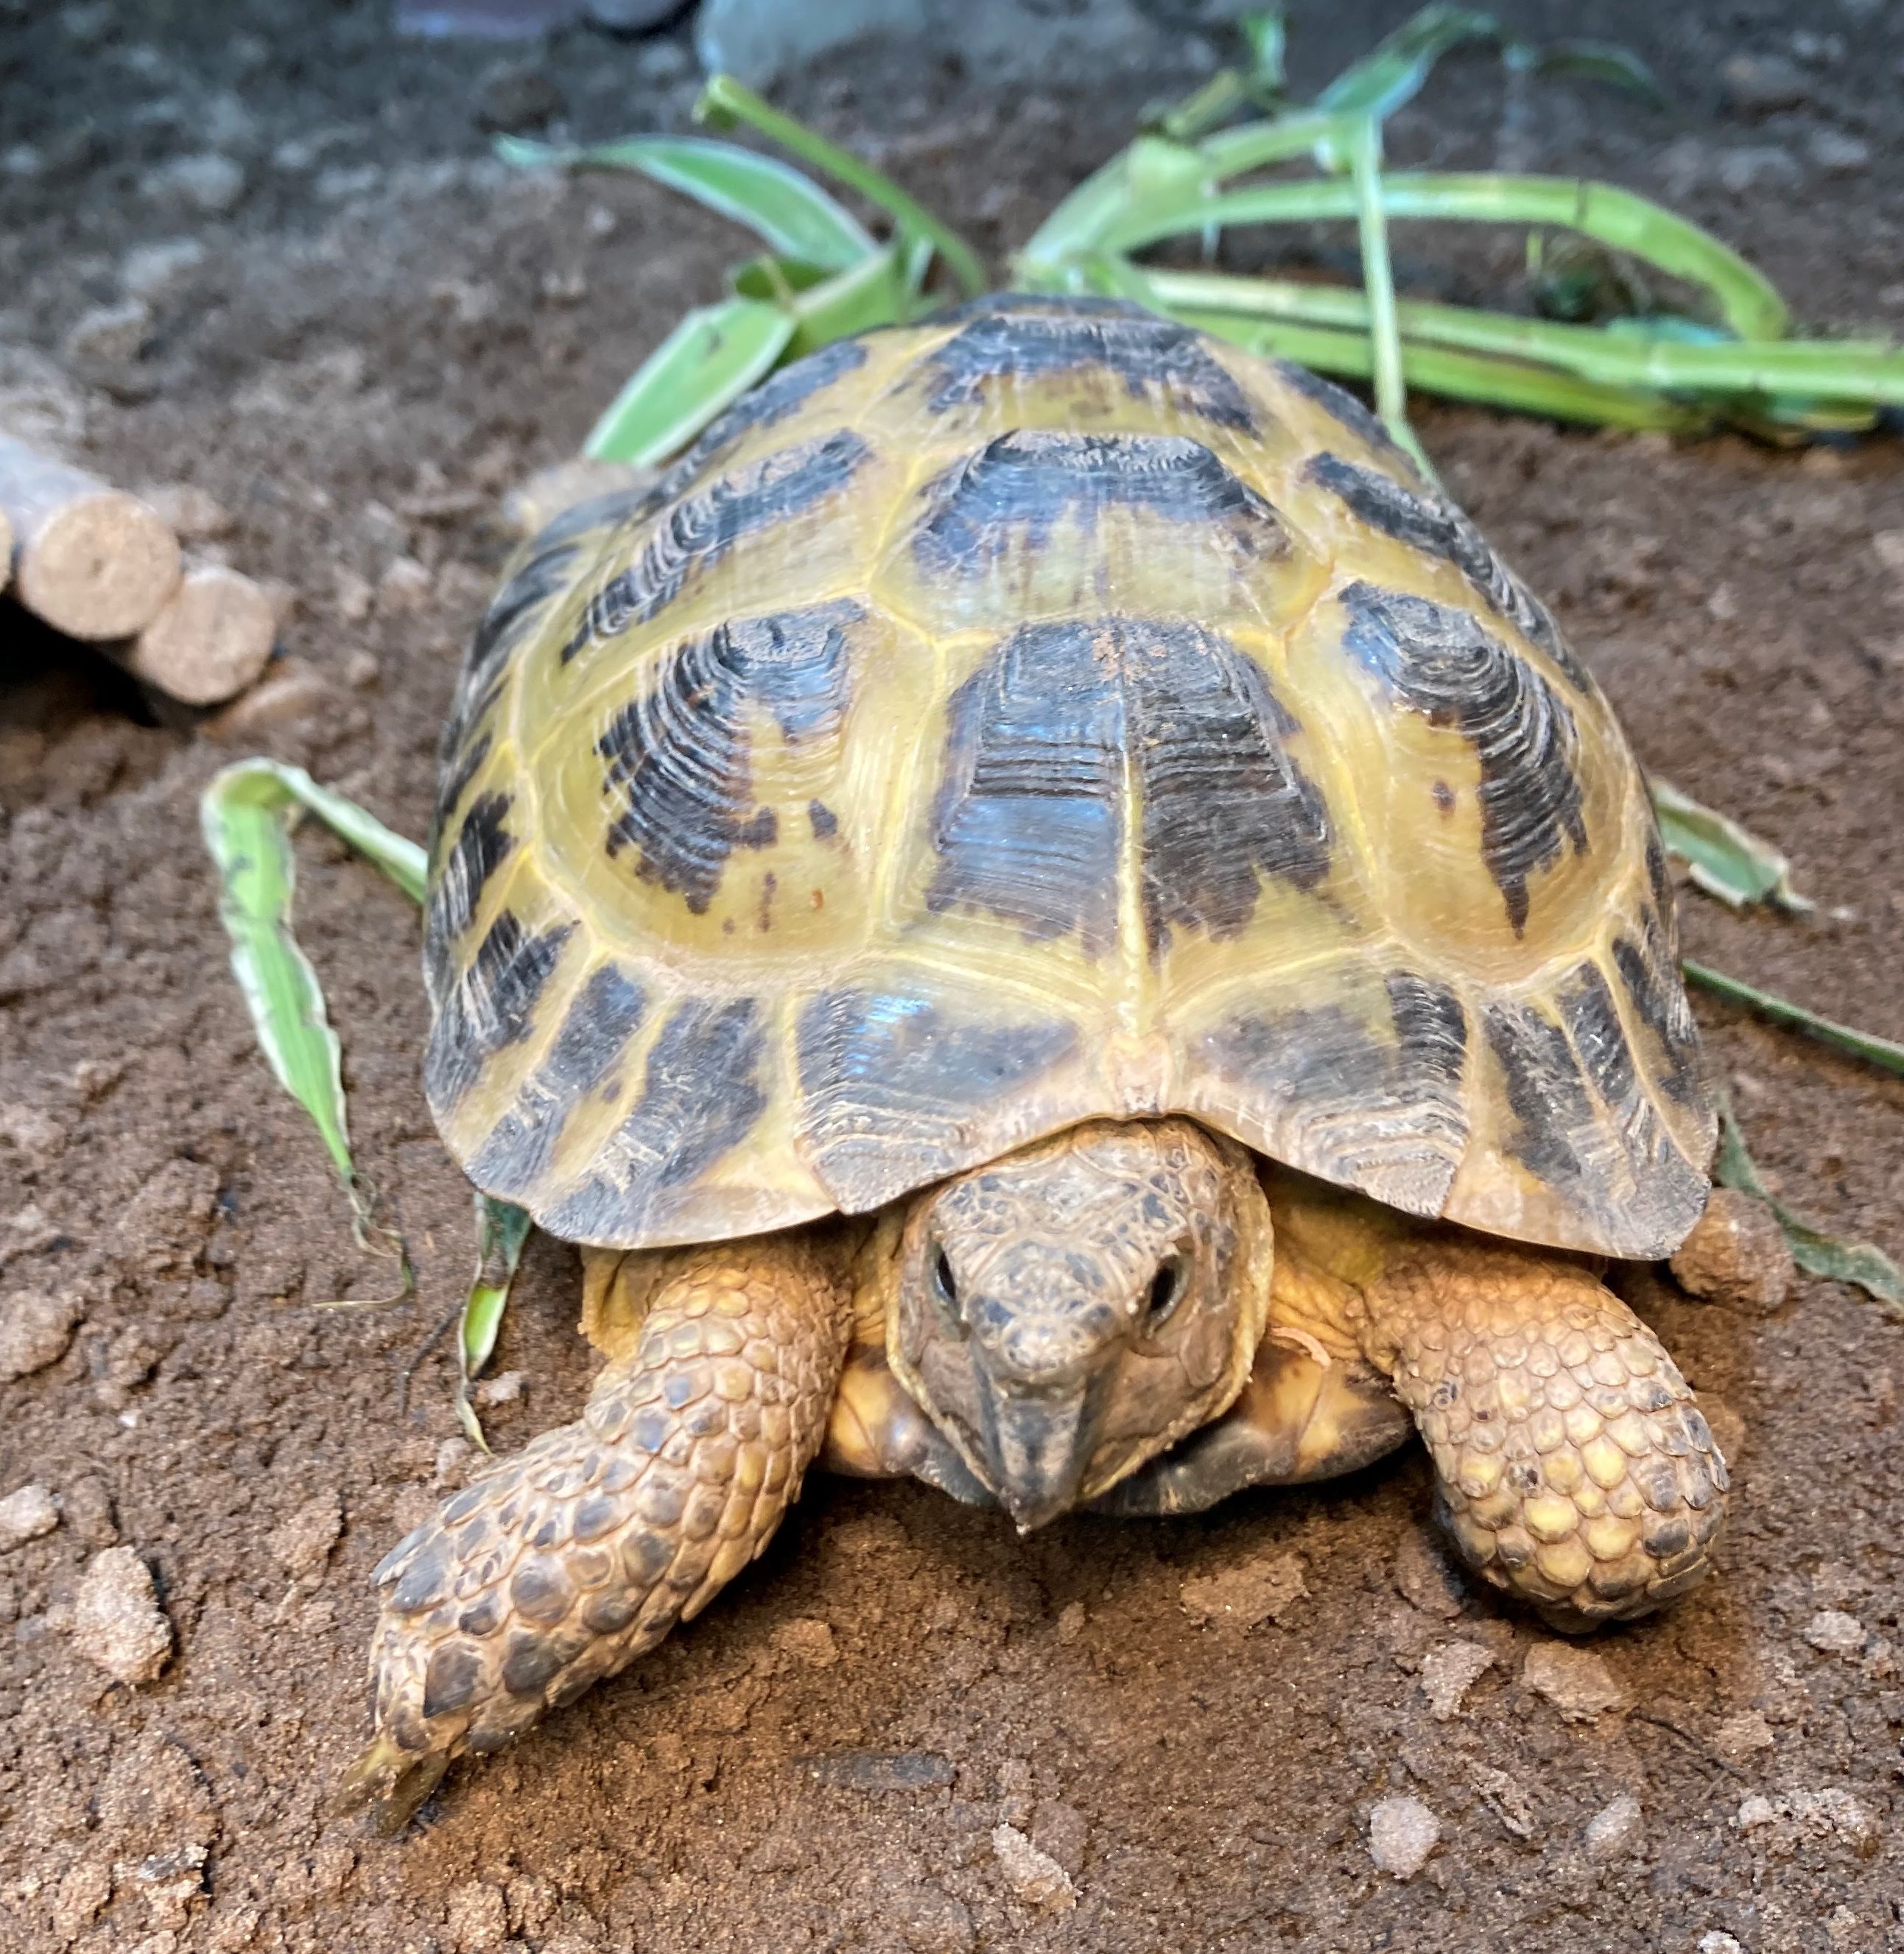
[2,1,1902,1949]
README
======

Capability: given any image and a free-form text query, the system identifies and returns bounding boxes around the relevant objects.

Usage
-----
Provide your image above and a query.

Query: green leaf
[1715,1109,1902,1314]
[696,74,988,299]
[1315,5,1502,127]
[456,1194,535,1452]
[1683,958,1904,1078]
[200,760,424,1283]
[1526,40,1669,108]
[495,133,875,272]
[583,296,794,465]
[1650,779,1811,913]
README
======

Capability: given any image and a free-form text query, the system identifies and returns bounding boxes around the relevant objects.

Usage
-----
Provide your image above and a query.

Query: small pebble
[0,1483,60,1551]
[1804,1609,1865,1655]
[1712,1708,1775,1760]
[0,1288,83,1381]
[376,556,435,611]
[1719,52,1812,114]
[1736,1788,1880,1855]
[1522,1642,1626,1721]
[1584,1792,1644,1863]
[142,152,247,215]
[636,36,692,82]
[1715,145,1802,194]
[1368,1795,1440,1878]
[1178,1550,1307,1631]
[1419,1640,1494,1721]
[474,1369,524,1409]
[1670,1189,1794,1312]
[773,1616,838,1669]
[1055,1600,1086,1645]
[63,298,152,367]
[475,60,564,133]
[1806,129,1870,175]
[991,1824,1075,1912]
[141,482,233,541]
[71,1546,174,1684]
[1700,1936,1746,1954]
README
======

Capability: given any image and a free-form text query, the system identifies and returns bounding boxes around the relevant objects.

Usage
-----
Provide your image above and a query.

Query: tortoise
[342,293,1757,1829]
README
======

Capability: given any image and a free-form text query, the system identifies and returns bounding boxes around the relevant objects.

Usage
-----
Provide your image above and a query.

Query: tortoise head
[887,1118,1273,1531]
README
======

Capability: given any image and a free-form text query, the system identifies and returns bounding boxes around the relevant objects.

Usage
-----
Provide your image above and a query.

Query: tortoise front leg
[338,1232,852,1832]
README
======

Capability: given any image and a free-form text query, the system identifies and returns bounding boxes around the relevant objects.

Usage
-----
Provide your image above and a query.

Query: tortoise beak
[974,1371,1105,1534]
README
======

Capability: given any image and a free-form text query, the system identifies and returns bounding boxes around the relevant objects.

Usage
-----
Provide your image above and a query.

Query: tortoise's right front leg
[338,1233,852,1832]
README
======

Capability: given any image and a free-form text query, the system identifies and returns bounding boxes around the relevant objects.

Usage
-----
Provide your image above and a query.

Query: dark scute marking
[468,962,648,1199]
[1306,453,1589,689]
[389,1536,450,1615]
[581,1590,640,1635]
[927,620,1123,952]
[422,1642,482,1718]
[1556,960,1640,1113]
[639,335,873,516]
[500,1632,567,1698]
[564,430,871,657]
[1483,999,1599,1189]
[798,989,1078,1209]
[457,1595,502,1639]
[435,728,492,830]
[1341,582,1587,932]
[928,616,1328,953]
[1612,929,1704,1108]
[541,999,767,1240]
[1131,619,1330,949]
[424,911,574,1109]
[924,306,1257,430]
[808,798,839,840]
[913,430,1285,579]
[594,599,860,913]
[1203,972,1469,1214]
[424,790,515,1010]
[1274,360,1417,472]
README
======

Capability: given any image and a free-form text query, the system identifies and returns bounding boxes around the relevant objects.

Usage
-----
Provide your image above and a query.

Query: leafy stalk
[1685,959,1904,1078]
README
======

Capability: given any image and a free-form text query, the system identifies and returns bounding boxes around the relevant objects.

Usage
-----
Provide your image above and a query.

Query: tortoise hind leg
[338,1231,852,1832]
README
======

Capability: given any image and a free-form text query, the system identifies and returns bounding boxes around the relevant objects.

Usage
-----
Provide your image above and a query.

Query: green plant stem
[1684,958,1904,1077]
[1343,118,1426,471]
[1098,172,1788,340]
[697,74,987,298]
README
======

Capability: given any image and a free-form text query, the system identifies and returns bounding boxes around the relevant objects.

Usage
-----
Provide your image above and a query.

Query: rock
[1736,1788,1880,1858]
[587,0,686,30]
[50,1858,114,1940]
[1055,1600,1086,1645]
[1712,1708,1775,1761]
[376,555,435,610]
[0,1288,82,1380]
[1030,1799,1088,1877]
[1584,1792,1645,1863]
[140,482,233,541]
[63,1477,119,1547]
[773,1616,839,1668]
[71,1546,174,1684]
[1394,1525,1466,1617]
[1804,1609,1866,1655]
[1466,1763,1537,1841]
[1699,1936,1745,1954]
[0,1483,60,1550]
[889,1882,974,1954]
[445,1880,510,1952]
[991,1824,1075,1912]
[1522,1642,1626,1721]
[1806,129,1870,175]
[1178,1550,1307,1630]
[63,298,153,367]
[1715,145,1803,194]
[474,60,564,133]
[143,152,247,215]
[268,1491,342,1582]
[1368,1795,1439,1877]
[1670,1189,1794,1311]
[474,1368,524,1408]
[1419,1640,1494,1720]
[1720,52,1812,115]
[635,36,692,82]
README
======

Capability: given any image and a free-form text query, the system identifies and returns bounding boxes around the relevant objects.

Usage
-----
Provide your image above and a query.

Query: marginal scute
[424,295,1712,1257]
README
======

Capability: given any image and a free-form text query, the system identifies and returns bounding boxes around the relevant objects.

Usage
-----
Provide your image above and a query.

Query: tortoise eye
[930,1246,963,1329]
[1145,1255,1187,1330]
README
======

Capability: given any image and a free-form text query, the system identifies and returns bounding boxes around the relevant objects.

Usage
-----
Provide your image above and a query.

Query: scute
[423,295,1714,1259]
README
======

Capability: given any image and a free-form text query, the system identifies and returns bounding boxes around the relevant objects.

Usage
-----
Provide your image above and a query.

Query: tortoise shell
[423,295,1712,1260]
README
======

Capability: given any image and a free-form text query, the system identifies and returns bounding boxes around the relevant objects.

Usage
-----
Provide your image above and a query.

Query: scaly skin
[1268,1173,1727,1625]
[338,1234,852,1832]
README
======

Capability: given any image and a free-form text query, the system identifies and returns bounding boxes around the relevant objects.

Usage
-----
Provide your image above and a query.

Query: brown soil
[2,4,1901,1950]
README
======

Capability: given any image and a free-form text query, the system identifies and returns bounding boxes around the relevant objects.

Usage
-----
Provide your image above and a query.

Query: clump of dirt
[1,4,1900,1951]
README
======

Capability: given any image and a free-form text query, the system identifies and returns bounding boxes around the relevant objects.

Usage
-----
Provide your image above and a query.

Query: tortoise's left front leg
[1346,1229,1728,1627]
[339,1232,852,1831]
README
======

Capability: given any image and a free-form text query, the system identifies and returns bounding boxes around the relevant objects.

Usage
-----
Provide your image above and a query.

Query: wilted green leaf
[496,133,875,273]
[1715,1109,1903,1313]
[1651,779,1811,913]
[584,296,794,465]
[457,1193,535,1451]
[1683,957,1904,1078]
[200,760,424,1288]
